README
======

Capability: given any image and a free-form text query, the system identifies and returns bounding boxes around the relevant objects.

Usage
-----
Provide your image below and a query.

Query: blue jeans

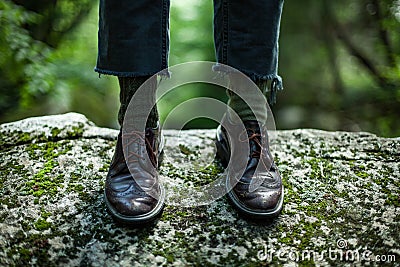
[95,0,284,91]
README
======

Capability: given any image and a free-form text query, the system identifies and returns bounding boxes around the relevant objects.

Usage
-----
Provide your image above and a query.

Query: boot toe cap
[240,188,282,211]
[109,195,158,216]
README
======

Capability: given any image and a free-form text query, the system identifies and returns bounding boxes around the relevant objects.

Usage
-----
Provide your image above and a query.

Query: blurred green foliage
[0,0,118,127]
[0,0,399,136]
[277,0,400,136]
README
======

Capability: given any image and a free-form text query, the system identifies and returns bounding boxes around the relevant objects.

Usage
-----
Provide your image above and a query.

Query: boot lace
[122,130,157,166]
[239,128,272,171]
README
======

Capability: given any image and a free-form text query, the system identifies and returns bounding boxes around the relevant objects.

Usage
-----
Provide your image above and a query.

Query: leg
[96,0,170,225]
[214,0,284,221]
[96,0,170,76]
[213,0,284,91]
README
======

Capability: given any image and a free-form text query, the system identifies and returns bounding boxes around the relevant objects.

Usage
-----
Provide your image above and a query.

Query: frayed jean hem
[94,68,171,79]
[212,63,283,105]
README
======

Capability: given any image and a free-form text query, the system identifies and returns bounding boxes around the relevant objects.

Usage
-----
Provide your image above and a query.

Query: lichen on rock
[0,113,399,266]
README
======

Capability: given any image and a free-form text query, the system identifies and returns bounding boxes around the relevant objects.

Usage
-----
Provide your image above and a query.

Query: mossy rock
[0,113,399,266]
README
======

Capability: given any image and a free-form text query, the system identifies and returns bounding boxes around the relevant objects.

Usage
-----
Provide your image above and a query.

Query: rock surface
[0,112,399,266]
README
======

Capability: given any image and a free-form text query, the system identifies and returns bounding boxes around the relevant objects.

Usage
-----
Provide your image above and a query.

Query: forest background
[1,0,399,137]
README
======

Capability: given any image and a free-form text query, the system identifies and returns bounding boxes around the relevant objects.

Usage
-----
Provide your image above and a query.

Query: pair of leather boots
[104,115,283,225]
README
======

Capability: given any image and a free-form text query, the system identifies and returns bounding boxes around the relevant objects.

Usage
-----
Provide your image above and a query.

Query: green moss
[0,191,22,209]
[160,160,223,187]
[303,157,334,181]
[73,184,84,192]
[34,218,52,231]
[18,248,32,262]
[174,231,185,239]
[0,159,26,191]
[364,182,372,189]
[297,200,329,215]
[385,193,400,207]
[288,220,323,250]
[331,188,348,198]
[26,140,72,161]
[70,171,80,181]
[278,236,292,245]
[355,171,369,178]
[24,141,72,198]
[178,144,195,156]
[292,148,306,158]
[66,124,84,138]
[82,144,91,152]
[14,234,53,264]
[281,169,301,211]
[25,160,63,197]
[19,132,32,143]
[99,163,109,172]
[51,127,62,138]
[17,132,48,145]
[41,209,52,219]
[166,254,176,264]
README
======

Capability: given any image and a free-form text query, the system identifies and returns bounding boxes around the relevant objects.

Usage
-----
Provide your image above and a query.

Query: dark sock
[227,73,268,124]
[117,76,159,128]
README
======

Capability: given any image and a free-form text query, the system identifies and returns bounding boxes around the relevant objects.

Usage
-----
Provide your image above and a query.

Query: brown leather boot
[216,117,283,220]
[104,124,165,225]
